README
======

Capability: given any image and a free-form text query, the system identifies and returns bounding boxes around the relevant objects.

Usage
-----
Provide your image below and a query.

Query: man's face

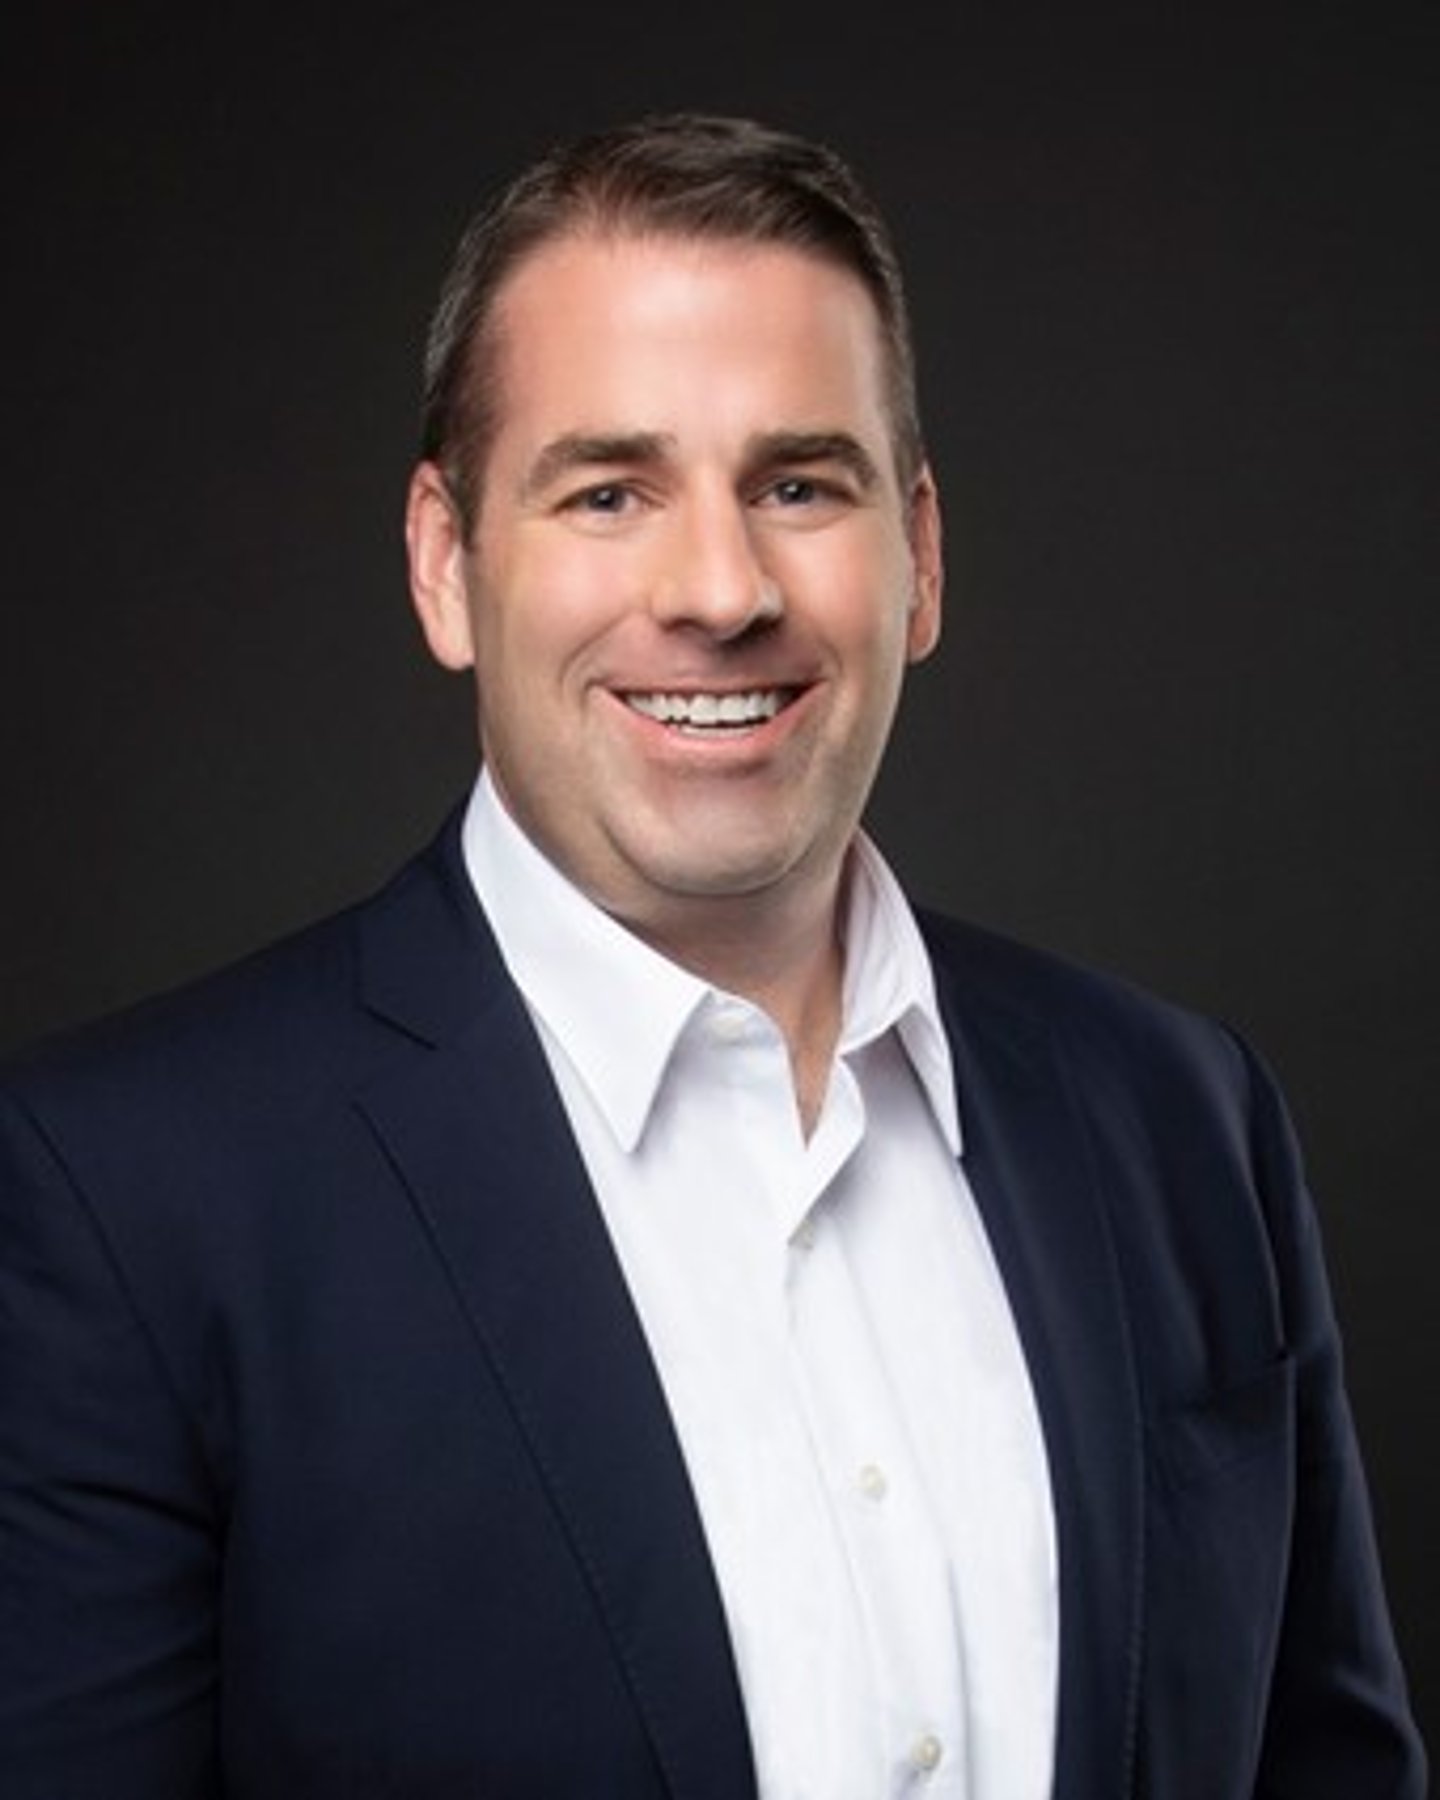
[408,232,941,943]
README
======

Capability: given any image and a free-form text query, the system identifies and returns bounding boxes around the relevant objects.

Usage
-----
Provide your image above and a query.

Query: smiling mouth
[621,688,797,734]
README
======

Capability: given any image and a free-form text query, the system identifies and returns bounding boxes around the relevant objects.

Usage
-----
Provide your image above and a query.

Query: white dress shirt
[463,772,1057,1799]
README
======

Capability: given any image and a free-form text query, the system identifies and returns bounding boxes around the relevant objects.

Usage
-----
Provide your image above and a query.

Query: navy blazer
[0,813,1425,1797]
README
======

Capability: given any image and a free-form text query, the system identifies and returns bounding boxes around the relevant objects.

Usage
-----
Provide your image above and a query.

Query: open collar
[462,770,962,1157]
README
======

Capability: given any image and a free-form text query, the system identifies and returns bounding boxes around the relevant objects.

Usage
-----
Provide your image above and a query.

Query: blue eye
[579,484,629,512]
[772,477,817,505]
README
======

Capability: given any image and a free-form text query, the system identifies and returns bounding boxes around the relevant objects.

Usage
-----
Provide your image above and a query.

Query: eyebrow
[743,431,882,492]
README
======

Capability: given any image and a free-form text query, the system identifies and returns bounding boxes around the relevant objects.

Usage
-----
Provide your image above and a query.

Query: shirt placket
[782,1060,971,1796]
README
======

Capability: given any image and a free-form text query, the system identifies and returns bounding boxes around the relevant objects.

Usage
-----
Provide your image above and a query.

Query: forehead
[481,230,894,458]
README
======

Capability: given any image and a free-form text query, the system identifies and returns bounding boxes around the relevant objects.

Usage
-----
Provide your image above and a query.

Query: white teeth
[625,690,785,727]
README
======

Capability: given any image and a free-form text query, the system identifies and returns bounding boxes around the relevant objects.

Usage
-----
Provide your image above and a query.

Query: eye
[756,472,854,518]
[568,483,633,514]
[770,476,821,506]
[552,476,663,533]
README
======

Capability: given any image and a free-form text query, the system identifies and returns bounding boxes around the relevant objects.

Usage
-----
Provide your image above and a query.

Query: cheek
[807,556,919,674]
[775,519,915,625]
[477,540,637,672]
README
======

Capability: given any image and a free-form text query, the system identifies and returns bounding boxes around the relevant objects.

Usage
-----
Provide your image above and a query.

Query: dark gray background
[6,1,1436,1748]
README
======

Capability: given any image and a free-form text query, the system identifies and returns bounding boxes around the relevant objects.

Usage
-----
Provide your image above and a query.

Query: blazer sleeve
[1236,1038,1428,1797]
[0,1091,221,1799]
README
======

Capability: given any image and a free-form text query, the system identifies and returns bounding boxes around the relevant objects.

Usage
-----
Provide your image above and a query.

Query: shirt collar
[838,834,962,1155]
[461,770,961,1158]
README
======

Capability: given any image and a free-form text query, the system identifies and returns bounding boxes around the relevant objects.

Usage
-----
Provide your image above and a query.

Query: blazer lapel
[350,824,756,1800]
[930,937,1144,1799]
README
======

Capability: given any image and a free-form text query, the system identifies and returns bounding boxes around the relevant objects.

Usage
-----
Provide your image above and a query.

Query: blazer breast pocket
[1136,1356,1297,1796]
[1150,1354,1296,1493]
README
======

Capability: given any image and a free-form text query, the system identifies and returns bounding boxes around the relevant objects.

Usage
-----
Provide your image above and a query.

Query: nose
[648,493,783,640]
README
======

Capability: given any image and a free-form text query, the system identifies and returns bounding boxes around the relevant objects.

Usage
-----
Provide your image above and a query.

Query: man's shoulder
[916,907,1256,1104]
[917,906,1201,1023]
[0,809,483,1127]
[1,908,358,1145]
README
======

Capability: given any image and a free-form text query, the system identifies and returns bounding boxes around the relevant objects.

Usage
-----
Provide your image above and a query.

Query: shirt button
[791,1218,818,1251]
[858,1463,888,1501]
[911,1733,944,1773]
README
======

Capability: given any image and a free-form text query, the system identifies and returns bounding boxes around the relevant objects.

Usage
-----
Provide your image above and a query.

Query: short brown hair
[420,112,925,536]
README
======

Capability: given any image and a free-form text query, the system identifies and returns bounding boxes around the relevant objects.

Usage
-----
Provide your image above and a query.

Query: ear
[905,464,943,663]
[405,461,477,670]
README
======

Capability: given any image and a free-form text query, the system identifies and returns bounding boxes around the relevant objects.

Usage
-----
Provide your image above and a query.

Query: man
[0,114,1425,1797]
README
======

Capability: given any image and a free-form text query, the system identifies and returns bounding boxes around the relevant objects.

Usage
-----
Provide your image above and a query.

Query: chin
[628,836,819,906]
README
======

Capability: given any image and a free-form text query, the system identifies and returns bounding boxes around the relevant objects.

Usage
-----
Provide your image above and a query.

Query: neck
[623,870,849,1138]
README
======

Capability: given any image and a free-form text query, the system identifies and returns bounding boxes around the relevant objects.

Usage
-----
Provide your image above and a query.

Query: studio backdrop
[6,2,1435,1749]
